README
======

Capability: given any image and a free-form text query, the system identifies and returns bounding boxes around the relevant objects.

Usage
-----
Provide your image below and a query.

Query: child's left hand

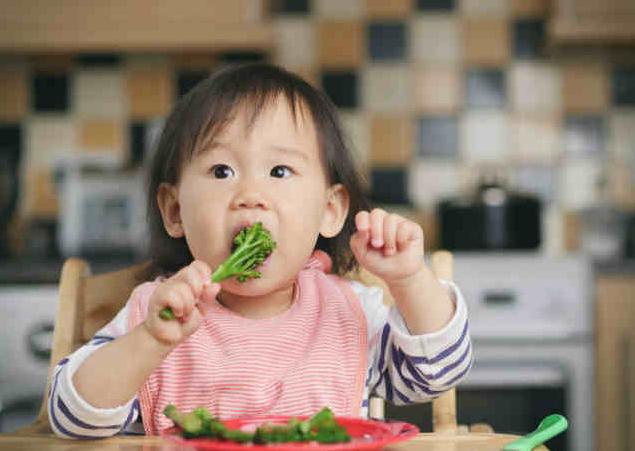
[350,208,425,286]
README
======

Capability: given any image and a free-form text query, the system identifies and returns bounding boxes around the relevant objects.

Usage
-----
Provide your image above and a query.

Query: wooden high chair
[15,251,482,436]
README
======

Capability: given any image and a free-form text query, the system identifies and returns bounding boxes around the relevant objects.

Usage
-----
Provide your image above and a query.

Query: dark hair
[147,63,369,277]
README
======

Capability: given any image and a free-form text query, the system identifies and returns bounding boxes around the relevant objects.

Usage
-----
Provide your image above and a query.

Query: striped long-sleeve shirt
[48,279,472,439]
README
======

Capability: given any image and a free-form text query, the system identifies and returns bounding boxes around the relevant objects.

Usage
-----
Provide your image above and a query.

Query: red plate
[161,416,419,451]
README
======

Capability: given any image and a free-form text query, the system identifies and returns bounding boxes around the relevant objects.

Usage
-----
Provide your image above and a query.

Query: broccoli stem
[163,404,203,435]
[159,222,275,321]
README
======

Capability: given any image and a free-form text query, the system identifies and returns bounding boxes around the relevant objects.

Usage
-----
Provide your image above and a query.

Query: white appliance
[55,155,148,258]
[454,253,593,451]
[385,253,593,451]
[0,285,58,432]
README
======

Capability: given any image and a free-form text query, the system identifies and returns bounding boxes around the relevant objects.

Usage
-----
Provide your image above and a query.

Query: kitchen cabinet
[0,0,271,52]
[595,273,635,451]
[549,0,635,43]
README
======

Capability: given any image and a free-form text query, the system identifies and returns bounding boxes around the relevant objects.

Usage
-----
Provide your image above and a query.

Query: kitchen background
[1,1,634,450]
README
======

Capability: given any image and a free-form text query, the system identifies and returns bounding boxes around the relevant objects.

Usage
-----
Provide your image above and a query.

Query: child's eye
[270,165,292,178]
[210,164,234,179]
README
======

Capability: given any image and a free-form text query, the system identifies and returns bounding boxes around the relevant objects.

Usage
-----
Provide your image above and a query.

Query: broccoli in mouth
[159,222,276,320]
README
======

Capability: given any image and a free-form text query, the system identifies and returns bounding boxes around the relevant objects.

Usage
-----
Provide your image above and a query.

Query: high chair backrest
[23,251,456,435]
[20,258,152,434]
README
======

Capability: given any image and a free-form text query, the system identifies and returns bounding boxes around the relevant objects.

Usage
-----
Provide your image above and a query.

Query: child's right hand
[144,260,220,347]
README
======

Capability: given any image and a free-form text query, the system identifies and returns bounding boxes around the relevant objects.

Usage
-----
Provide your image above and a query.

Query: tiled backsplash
[1,0,635,254]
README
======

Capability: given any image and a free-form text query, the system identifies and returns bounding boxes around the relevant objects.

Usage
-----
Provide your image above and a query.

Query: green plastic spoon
[502,414,568,451]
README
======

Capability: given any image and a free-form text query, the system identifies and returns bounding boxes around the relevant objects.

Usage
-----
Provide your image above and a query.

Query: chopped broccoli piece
[160,222,276,320]
[164,405,351,444]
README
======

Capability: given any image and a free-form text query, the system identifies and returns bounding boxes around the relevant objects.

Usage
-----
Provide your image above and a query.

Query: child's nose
[230,188,269,210]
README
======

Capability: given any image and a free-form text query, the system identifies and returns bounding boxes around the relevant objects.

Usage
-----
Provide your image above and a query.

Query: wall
[1,0,635,255]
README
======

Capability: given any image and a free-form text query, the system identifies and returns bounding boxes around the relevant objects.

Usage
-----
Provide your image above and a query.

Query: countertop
[2,253,635,285]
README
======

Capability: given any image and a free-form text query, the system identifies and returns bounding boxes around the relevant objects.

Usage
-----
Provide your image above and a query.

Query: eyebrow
[269,145,309,162]
[198,142,309,162]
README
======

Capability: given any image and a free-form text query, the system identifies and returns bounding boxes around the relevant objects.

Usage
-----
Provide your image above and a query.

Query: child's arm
[350,209,454,335]
[353,279,471,406]
[48,304,141,438]
[72,260,219,409]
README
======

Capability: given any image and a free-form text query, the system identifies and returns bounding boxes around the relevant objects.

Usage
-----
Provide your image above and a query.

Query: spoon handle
[503,414,568,451]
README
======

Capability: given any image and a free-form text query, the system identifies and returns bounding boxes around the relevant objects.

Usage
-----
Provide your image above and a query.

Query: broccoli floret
[159,222,276,320]
[211,222,276,283]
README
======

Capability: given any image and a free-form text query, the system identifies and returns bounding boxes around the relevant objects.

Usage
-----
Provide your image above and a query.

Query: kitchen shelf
[549,0,635,44]
[0,0,272,52]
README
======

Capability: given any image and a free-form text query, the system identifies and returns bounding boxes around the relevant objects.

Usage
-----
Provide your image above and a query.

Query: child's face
[158,96,349,296]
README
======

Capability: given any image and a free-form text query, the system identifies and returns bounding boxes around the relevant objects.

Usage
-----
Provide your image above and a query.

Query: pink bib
[128,253,368,434]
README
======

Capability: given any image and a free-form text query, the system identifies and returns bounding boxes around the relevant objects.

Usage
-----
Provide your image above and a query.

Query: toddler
[48,63,472,438]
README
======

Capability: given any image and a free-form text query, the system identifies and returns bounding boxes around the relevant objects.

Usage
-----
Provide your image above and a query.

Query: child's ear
[157,183,184,238]
[320,184,349,238]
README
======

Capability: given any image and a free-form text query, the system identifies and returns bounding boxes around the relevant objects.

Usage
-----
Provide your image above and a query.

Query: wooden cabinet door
[596,275,635,451]
[551,0,635,43]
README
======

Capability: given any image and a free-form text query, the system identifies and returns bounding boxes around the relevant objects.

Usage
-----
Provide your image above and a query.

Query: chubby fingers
[355,209,422,256]
[173,260,220,307]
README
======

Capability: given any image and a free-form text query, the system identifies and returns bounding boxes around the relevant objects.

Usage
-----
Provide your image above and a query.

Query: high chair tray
[161,415,419,450]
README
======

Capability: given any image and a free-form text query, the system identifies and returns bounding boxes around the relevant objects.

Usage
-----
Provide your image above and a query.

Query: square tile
[513,19,546,58]
[511,114,561,163]
[318,20,363,68]
[417,116,459,159]
[315,0,362,18]
[171,53,216,70]
[461,111,511,162]
[366,0,412,18]
[340,112,369,172]
[559,160,602,209]
[465,68,506,108]
[463,18,511,66]
[460,0,509,17]
[369,115,413,165]
[561,63,609,113]
[25,117,78,168]
[409,160,465,208]
[129,122,146,165]
[370,168,409,204]
[74,70,126,118]
[291,67,319,87]
[0,69,28,121]
[124,54,171,70]
[363,65,411,112]
[510,62,561,112]
[22,168,59,217]
[79,120,125,157]
[177,70,210,97]
[30,54,75,72]
[608,110,635,161]
[218,51,267,64]
[512,165,557,203]
[564,115,606,157]
[612,66,635,106]
[368,21,407,61]
[411,16,461,64]
[321,71,359,108]
[32,72,69,112]
[511,0,549,18]
[414,66,461,113]
[270,0,310,15]
[606,160,635,208]
[76,53,122,67]
[127,68,173,119]
[416,0,456,11]
[0,124,22,162]
[273,18,316,67]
